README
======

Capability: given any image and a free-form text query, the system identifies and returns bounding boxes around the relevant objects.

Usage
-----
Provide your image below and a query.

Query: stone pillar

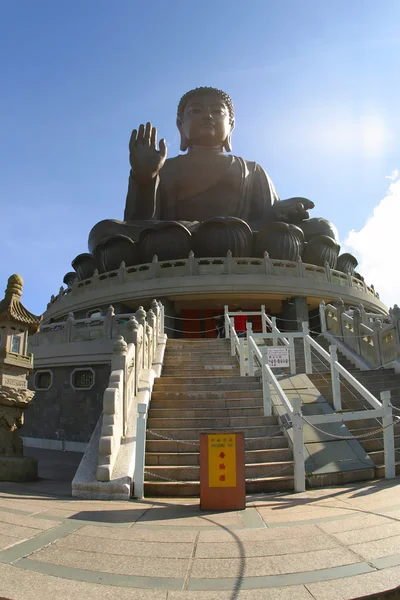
[281,296,309,331]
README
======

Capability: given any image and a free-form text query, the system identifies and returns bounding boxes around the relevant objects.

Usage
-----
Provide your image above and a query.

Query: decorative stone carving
[71,253,97,281]
[138,222,192,263]
[193,217,253,258]
[93,234,140,273]
[303,235,340,269]
[336,253,358,275]
[254,222,304,260]
[63,272,77,288]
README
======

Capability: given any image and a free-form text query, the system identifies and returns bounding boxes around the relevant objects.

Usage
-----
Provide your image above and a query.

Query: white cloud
[385,169,399,181]
[344,172,400,308]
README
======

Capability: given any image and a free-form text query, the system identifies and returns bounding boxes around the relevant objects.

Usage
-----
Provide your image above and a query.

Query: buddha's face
[178,93,233,149]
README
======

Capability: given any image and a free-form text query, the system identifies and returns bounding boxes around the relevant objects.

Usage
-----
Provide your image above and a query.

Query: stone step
[155,376,259,384]
[152,382,262,392]
[150,397,264,410]
[163,359,238,366]
[146,425,282,440]
[161,369,239,377]
[151,390,263,401]
[143,476,295,497]
[147,415,277,429]
[144,461,294,481]
[145,447,293,466]
[149,406,264,418]
[145,435,288,453]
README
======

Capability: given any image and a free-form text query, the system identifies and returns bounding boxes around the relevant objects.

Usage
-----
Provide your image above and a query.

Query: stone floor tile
[29,547,189,578]
[350,534,400,560]
[168,586,313,599]
[75,524,198,542]
[55,532,194,558]
[257,506,357,523]
[0,521,41,539]
[195,534,339,558]
[44,507,148,523]
[332,521,400,545]
[317,513,392,534]
[190,547,360,578]
[0,511,60,530]
[0,534,24,550]
[0,564,167,600]
[197,524,321,543]
[305,565,400,600]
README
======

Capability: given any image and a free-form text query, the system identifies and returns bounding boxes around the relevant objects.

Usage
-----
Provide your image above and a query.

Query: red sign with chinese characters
[200,432,245,510]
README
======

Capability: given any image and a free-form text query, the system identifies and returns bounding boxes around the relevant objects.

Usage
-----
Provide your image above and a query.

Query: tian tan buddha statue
[69,87,358,282]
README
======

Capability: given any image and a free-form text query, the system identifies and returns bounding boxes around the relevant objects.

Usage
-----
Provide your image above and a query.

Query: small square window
[34,370,52,391]
[71,368,95,390]
[11,335,22,354]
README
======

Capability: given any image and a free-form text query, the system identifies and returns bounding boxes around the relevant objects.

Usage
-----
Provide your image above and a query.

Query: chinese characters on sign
[208,435,236,487]
[266,346,289,368]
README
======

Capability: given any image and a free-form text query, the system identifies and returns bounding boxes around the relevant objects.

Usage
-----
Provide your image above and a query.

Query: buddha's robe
[88,155,280,252]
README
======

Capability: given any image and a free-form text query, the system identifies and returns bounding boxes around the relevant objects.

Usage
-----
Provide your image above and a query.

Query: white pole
[329,345,342,411]
[230,317,235,357]
[224,305,230,339]
[261,305,267,334]
[302,322,312,374]
[319,301,327,333]
[272,317,278,346]
[262,364,271,416]
[133,403,147,498]
[292,397,306,492]
[381,390,396,479]
[239,338,246,376]
[289,338,296,375]
[247,322,254,376]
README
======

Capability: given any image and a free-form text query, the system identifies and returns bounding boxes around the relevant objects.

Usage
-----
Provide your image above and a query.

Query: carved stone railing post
[264,251,272,275]
[91,269,100,291]
[324,261,332,283]
[136,306,147,368]
[187,250,199,275]
[297,256,305,278]
[336,298,344,338]
[352,308,362,354]
[372,320,383,367]
[65,312,75,342]
[358,303,366,325]
[103,305,116,339]
[224,250,233,275]
[146,323,152,368]
[147,309,156,360]
[150,255,160,278]
[71,279,79,296]
[118,261,126,284]
[151,299,160,344]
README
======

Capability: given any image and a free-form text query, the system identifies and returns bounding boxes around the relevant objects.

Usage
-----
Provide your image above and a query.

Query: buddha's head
[177,87,235,152]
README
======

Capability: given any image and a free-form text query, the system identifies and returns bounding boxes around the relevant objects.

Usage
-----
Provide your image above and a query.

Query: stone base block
[0,456,38,481]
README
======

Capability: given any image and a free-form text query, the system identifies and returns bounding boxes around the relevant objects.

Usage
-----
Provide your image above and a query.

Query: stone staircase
[296,335,400,477]
[144,338,294,496]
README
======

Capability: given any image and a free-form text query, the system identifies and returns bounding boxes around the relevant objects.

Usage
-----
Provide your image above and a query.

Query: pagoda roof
[0,274,41,333]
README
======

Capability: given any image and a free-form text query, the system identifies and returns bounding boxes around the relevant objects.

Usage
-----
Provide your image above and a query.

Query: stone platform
[0,449,399,599]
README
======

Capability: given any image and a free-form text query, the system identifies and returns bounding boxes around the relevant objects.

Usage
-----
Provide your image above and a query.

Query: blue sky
[1,0,399,313]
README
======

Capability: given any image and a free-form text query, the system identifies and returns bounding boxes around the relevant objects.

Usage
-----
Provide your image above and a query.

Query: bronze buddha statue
[71,87,350,281]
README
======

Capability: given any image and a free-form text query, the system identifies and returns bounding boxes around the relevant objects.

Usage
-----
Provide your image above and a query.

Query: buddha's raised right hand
[129,122,167,184]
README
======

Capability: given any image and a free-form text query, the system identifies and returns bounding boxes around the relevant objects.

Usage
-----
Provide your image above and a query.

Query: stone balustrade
[45,253,382,320]
[96,302,163,482]
[321,300,400,369]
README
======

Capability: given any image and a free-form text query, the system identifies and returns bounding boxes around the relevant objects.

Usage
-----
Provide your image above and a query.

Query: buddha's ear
[223,120,235,153]
[177,118,189,152]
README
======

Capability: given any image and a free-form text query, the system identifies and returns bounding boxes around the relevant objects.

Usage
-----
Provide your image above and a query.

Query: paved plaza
[0,449,399,599]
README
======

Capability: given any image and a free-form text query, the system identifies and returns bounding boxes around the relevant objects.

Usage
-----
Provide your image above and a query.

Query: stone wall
[25,363,111,443]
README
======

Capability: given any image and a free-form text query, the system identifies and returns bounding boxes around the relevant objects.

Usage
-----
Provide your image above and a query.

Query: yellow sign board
[208,434,236,487]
